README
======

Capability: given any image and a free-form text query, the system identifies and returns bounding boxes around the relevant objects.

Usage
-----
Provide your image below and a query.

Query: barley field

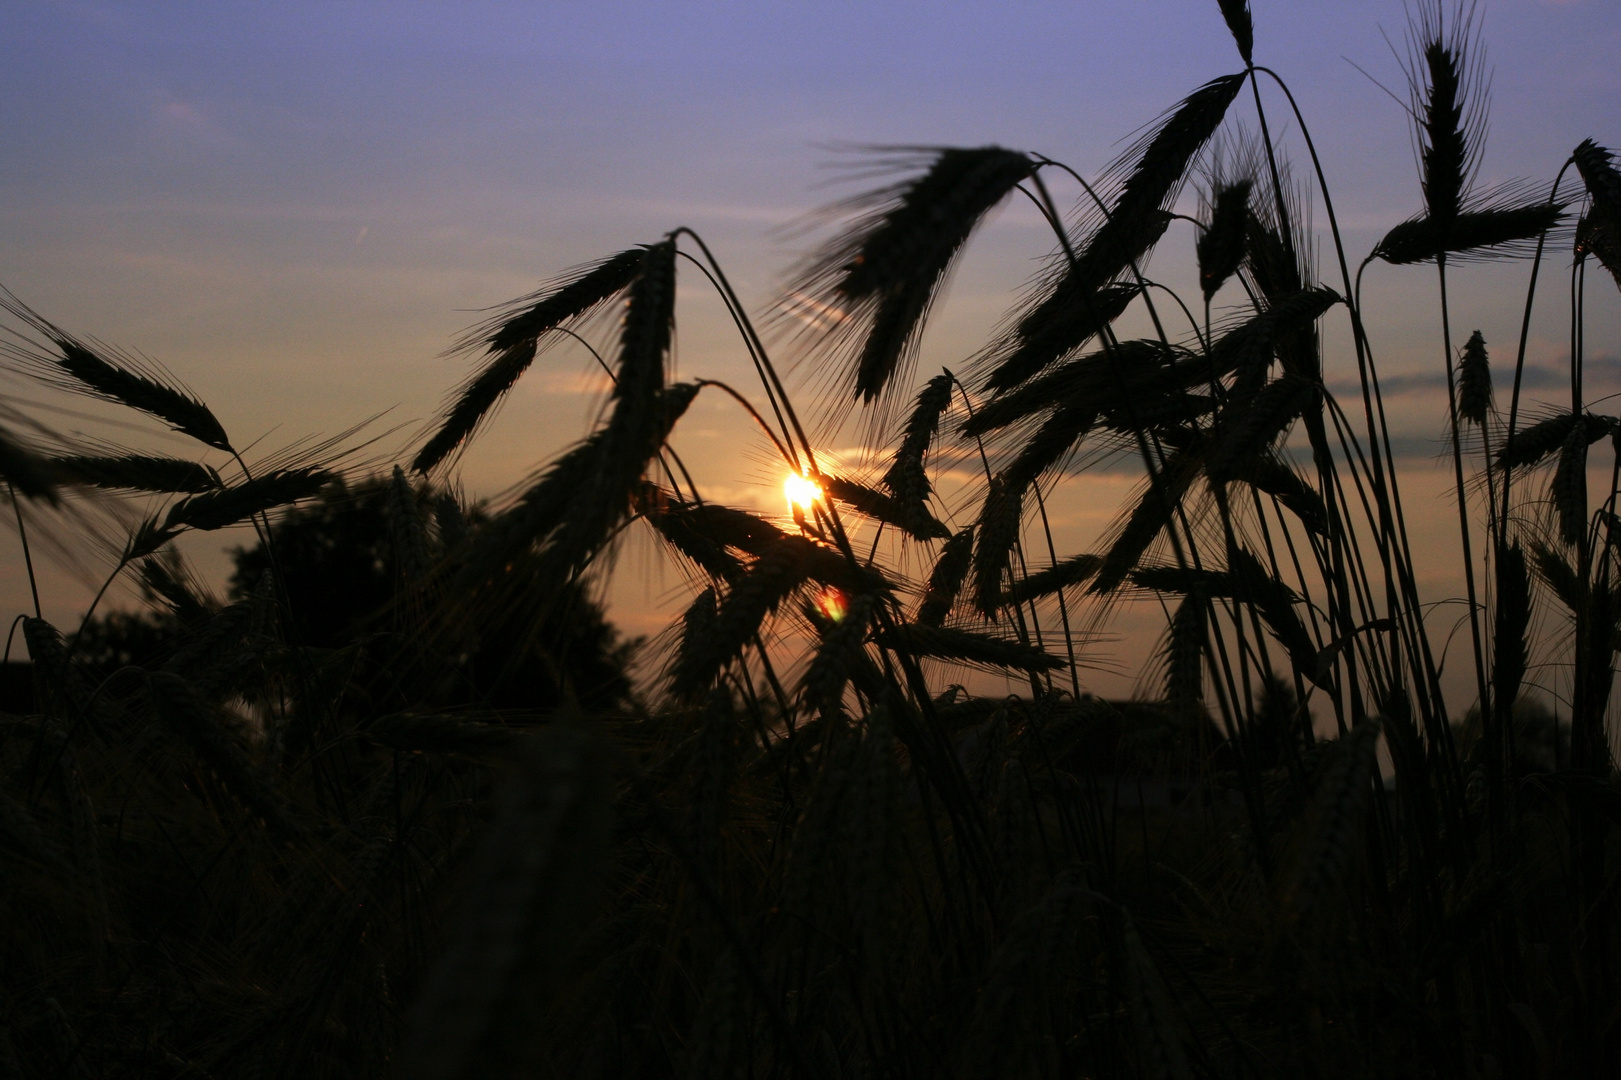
[1,1,1618,1076]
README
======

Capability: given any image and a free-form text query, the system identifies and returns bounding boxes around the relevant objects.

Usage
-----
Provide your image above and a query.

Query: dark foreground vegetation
[2,1,1620,1075]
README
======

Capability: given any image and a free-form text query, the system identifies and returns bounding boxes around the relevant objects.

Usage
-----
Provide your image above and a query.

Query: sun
[783,473,823,512]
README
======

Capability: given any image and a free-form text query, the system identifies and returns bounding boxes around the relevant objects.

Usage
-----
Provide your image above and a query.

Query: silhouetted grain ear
[785,147,1035,404]
[1207,284,1340,392]
[1225,547,1320,678]
[972,475,1023,618]
[433,491,468,548]
[1492,542,1530,709]
[667,538,819,701]
[969,339,1181,437]
[0,288,232,451]
[609,240,677,435]
[1198,179,1252,300]
[639,489,745,581]
[1552,420,1589,547]
[980,282,1139,394]
[162,468,335,533]
[1401,4,1490,230]
[679,586,719,668]
[1377,8,1568,267]
[1576,210,1621,293]
[466,382,699,590]
[1091,450,1200,595]
[1457,330,1492,425]
[823,474,950,540]
[1418,34,1469,227]
[882,371,954,505]
[1024,73,1244,327]
[137,552,212,623]
[1005,552,1102,606]
[1163,588,1207,714]
[51,454,219,494]
[485,239,679,581]
[1217,0,1253,66]
[1244,203,1306,304]
[1204,375,1314,484]
[61,340,231,450]
[413,247,646,473]
[801,591,876,718]
[916,527,975,627]
[968,405,1099,595]
[1530,539,1583,615]
[1132,548,1318,682]
[0,426,57,502]
[1573,139,1621,293]
[1371,205,1566,265]
[645,497,788,567]
[1225,451,1328,534]
[387,464,431,585]
[1496,411,1610,470]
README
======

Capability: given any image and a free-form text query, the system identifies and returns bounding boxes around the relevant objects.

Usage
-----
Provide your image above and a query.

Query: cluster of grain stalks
[0,1,1618,1075]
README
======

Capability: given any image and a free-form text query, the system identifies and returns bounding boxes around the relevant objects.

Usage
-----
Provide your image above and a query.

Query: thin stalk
[1031,479,1082,699]
[674,242,801,471]
[1501,161,1575,535]
[1437,257,1493,754]
[948,375,1047,698]
[7,482,40,619]
[1257,65,1437,732]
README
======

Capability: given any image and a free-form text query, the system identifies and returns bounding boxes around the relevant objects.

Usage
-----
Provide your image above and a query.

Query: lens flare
[784,473,823,511]
[814,586,847,623]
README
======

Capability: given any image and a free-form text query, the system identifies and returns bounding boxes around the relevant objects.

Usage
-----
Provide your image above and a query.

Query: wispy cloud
[519,369,615,396]
[152,91,244,150]
[1326,356,1621,401]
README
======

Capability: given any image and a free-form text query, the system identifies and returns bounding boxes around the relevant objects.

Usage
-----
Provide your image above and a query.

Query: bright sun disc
[784,473,822,510]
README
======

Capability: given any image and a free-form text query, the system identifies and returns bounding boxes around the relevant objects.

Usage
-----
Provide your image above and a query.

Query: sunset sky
[1,0,1616,701]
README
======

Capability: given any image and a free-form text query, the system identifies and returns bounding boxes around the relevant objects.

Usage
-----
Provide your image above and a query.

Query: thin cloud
[152,91,244,150]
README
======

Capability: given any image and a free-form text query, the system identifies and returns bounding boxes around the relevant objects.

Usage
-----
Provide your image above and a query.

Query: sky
[0,0,1616,703]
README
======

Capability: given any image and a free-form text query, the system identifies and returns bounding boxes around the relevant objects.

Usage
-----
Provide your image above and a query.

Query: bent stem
[8,481,41,619]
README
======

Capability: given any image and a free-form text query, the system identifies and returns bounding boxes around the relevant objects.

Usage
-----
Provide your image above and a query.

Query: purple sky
[1,1,1616,701]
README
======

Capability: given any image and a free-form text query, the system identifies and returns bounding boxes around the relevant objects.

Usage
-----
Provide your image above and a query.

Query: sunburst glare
[783,472,823,511]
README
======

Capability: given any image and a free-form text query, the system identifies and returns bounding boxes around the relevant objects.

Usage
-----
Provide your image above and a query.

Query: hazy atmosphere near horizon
[2,0,1616,703]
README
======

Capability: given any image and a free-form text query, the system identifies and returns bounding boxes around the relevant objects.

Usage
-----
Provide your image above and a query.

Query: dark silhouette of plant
[1,2,1617,1076]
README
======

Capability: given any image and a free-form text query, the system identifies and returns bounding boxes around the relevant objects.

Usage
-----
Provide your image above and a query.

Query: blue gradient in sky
[0,1,1616,694]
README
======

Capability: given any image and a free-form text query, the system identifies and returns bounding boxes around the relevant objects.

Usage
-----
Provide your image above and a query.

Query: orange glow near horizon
[784,473,823,512]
